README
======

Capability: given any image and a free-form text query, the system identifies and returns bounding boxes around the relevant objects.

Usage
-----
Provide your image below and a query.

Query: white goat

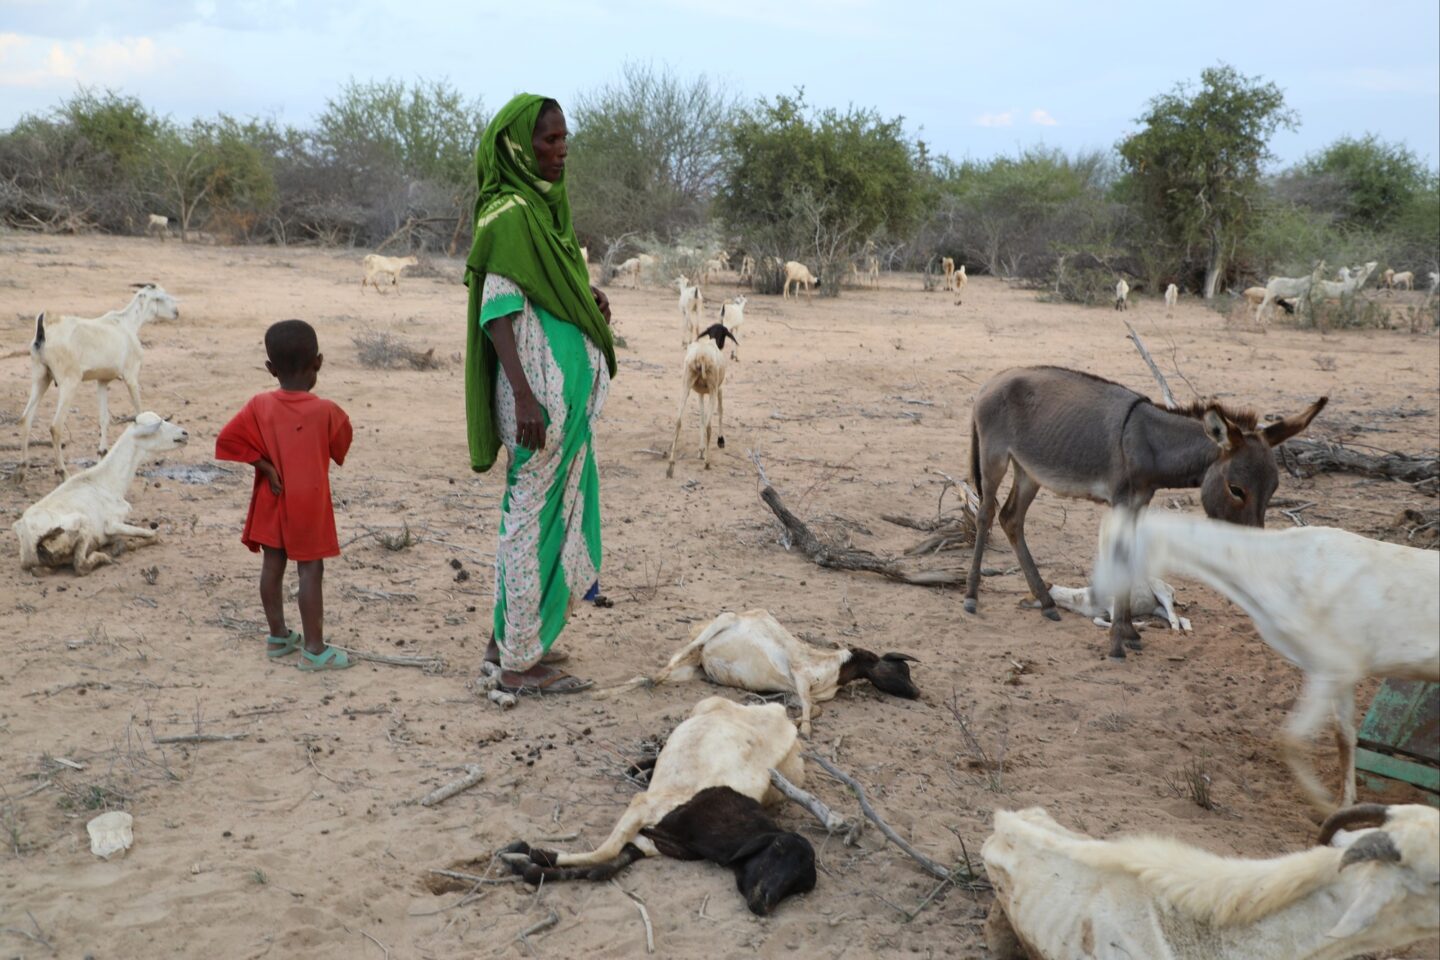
[718,295,746,361]
[500,696,814,915]
[665,324,734,477]
[615,256,642,288]
[15,284,179,479]
[14,413,189,574]
[1164,282,1179,317]
[782,261,818,300]
[360,254,418,293]
[1047,578,1191,632]
[983,803,1440,960]
[1113,277,1130,311]
[597,609,920,736]
[941,256,956,291]
[1258,270,1319,322]
[145,213,169,240]
[952,263,968,304]
[1094,508,1440,812]
[1391,270,1414,291]
[1427,271,1438,294]
[675,275,704,345]
[1316,261,1377,300]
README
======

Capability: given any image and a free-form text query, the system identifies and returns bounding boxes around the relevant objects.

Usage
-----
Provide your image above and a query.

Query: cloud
[0,33,170,88]
[1030,108,1058,126]
[975,111,1013,127]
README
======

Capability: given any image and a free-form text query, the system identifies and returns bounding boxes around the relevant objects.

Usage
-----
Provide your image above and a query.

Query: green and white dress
[481,273,609,671]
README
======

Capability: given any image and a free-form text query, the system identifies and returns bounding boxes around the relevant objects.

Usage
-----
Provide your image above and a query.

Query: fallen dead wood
[769,768,862,844]
[153,733,249,744]
[339,648,446,673]
[1281,437,1438,485]
[418,764,484,807]
[1124,320,1178,409]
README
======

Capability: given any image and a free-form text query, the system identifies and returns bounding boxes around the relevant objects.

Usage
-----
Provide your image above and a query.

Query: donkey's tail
[969,418,983,500]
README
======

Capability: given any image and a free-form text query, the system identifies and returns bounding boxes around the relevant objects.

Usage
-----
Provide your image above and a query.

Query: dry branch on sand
[352,332,441,371]
[1278,438,1438,486]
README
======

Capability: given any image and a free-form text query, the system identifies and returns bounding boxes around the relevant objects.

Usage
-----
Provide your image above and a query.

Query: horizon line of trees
[1,62,1436,306]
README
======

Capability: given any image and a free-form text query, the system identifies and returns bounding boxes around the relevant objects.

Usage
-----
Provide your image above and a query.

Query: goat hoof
[498,840,532,858]
[963,597,977,614]
[1042,608,1061,622]
[1107,651,1127,662]
[1125,636,1145,651]
[717,436,725,449]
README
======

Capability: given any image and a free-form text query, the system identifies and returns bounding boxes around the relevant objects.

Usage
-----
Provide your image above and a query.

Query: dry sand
[1,233,1436,959]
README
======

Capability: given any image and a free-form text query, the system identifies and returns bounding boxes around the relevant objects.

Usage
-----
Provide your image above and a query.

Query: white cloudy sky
[1,0,1436,167]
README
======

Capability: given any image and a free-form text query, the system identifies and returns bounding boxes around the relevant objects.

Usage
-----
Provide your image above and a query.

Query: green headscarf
[464,93,616,472]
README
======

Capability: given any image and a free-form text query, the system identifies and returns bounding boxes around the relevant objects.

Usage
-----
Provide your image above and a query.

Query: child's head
[264,319,322,389]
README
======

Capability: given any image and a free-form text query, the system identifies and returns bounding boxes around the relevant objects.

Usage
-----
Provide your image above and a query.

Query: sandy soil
[1,233,1436,959]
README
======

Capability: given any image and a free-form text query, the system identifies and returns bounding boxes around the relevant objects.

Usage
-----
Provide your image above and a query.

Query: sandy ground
[0,233,1436,960]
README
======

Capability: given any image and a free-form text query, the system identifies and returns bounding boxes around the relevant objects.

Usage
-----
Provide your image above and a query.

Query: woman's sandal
[499,670,594,696]
[266,629,301,658]
[297,645,353,671]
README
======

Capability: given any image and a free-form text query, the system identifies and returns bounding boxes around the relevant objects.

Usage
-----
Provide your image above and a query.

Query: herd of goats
[3,249,1438,959]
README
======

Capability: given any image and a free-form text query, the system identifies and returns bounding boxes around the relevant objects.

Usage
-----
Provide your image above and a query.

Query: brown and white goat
[665,323,736,478]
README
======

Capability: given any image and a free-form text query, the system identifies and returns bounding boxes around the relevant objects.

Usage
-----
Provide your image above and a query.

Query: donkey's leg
[997,465,1057,621]
[964,449,1009,614]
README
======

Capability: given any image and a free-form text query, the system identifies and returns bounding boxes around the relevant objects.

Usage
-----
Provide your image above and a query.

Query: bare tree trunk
[1202,228,1223,300]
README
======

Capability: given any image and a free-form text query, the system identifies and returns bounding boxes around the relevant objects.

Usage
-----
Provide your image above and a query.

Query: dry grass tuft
[353,332,441,371]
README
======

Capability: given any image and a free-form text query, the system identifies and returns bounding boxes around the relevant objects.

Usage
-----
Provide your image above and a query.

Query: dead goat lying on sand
[501,697,816,915]
[596,609,920,736]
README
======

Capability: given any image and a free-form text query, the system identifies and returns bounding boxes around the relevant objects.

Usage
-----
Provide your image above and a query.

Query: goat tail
[33,311,45,349]
[968,418,982,500]
[590,675,656,700]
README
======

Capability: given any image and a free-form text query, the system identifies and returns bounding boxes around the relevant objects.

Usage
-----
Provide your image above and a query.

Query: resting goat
[1094,508,1439,812]
[983,803,1440,960]
[15,284,179,479]
[360,254,418,293]
[665,324,735,478]
[14,413,189,574]
[597,609,919,736]
[1047,578,1190,632]
[501,697,816,916]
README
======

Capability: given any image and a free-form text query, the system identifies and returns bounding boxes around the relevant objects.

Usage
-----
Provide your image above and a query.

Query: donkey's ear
[1262,396,1327,447]
[1202,408,1239,452]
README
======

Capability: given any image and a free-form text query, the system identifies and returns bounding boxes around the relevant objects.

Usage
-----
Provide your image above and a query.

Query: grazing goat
[952,264,968,305]
[718,295,746,360]
[1094,508,1439,811]
[615,256,642,288]
[1390,270,1414,291]
[1047,578,1190,632]
[941,256,956,291]
[1316,261,1378,300]
[501,697,816,916]
[675,274,704,345]
[14,412,189,574]
[1382,267,1396,290]
[1164,282,1178,317]
[782,261,818,300]
[965,366,1326,659]
[360,254,418,293]
[598,609,920,736]
[665,324,735,478]
[145,213,169,240]
[16,284,180,479]
[1258,269,1320,321]
[1113,277,1130,311]
[983,803,1440,960]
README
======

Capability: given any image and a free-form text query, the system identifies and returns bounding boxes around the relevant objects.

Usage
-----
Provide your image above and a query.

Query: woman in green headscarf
[465,94,616,694]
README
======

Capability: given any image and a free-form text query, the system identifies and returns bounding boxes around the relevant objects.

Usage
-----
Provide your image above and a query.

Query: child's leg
[260,546,289,637]
[297,559,325,654]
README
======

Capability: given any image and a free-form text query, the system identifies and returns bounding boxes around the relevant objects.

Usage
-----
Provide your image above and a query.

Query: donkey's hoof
[963,598,977,614]
[1125,636,1145,651]
[1042,608,1061,622]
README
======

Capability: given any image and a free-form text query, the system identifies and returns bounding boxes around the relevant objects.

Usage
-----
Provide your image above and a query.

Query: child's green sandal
[297,645,353,671]
[266,629,302,658]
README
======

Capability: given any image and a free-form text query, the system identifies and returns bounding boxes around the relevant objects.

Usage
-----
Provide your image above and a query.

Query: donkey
[963,366,1326,659]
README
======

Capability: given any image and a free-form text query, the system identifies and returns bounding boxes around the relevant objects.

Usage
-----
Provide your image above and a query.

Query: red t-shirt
[215,390,352,561]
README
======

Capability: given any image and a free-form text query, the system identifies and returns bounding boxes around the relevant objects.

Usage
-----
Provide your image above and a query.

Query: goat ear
[726,834,779,867]
[134,414,162,435]
[1325,871,1401,940]
[1262,396,1327,447]
[1201,408,1239,452]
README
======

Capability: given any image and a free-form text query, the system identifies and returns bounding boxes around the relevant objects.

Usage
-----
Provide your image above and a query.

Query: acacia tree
[1119,64,1297,299]
[719,91,920,295]
[149,117,274,240]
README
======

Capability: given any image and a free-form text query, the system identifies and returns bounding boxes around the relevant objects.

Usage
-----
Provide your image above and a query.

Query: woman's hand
[513,388,547,452]
[590,285,611,326]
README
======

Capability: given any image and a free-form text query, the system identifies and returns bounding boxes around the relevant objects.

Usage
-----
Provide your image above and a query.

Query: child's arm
[253,457,282,495]
[215,399,265,464]
[330,408,353,466]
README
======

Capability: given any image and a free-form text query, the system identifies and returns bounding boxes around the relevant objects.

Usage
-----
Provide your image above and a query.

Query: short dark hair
[538,98,562,121]
[264,319,318,376]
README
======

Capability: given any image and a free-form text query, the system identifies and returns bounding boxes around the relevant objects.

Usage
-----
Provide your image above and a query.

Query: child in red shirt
[216,319,353,671]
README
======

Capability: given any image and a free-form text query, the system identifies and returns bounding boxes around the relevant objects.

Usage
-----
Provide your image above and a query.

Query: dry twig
[418,764,484,807]
[804,752,952,881]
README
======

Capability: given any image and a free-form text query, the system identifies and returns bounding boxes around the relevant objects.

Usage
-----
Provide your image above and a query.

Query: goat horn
[1338,830,1402,871]
[1317,803,1390,847]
